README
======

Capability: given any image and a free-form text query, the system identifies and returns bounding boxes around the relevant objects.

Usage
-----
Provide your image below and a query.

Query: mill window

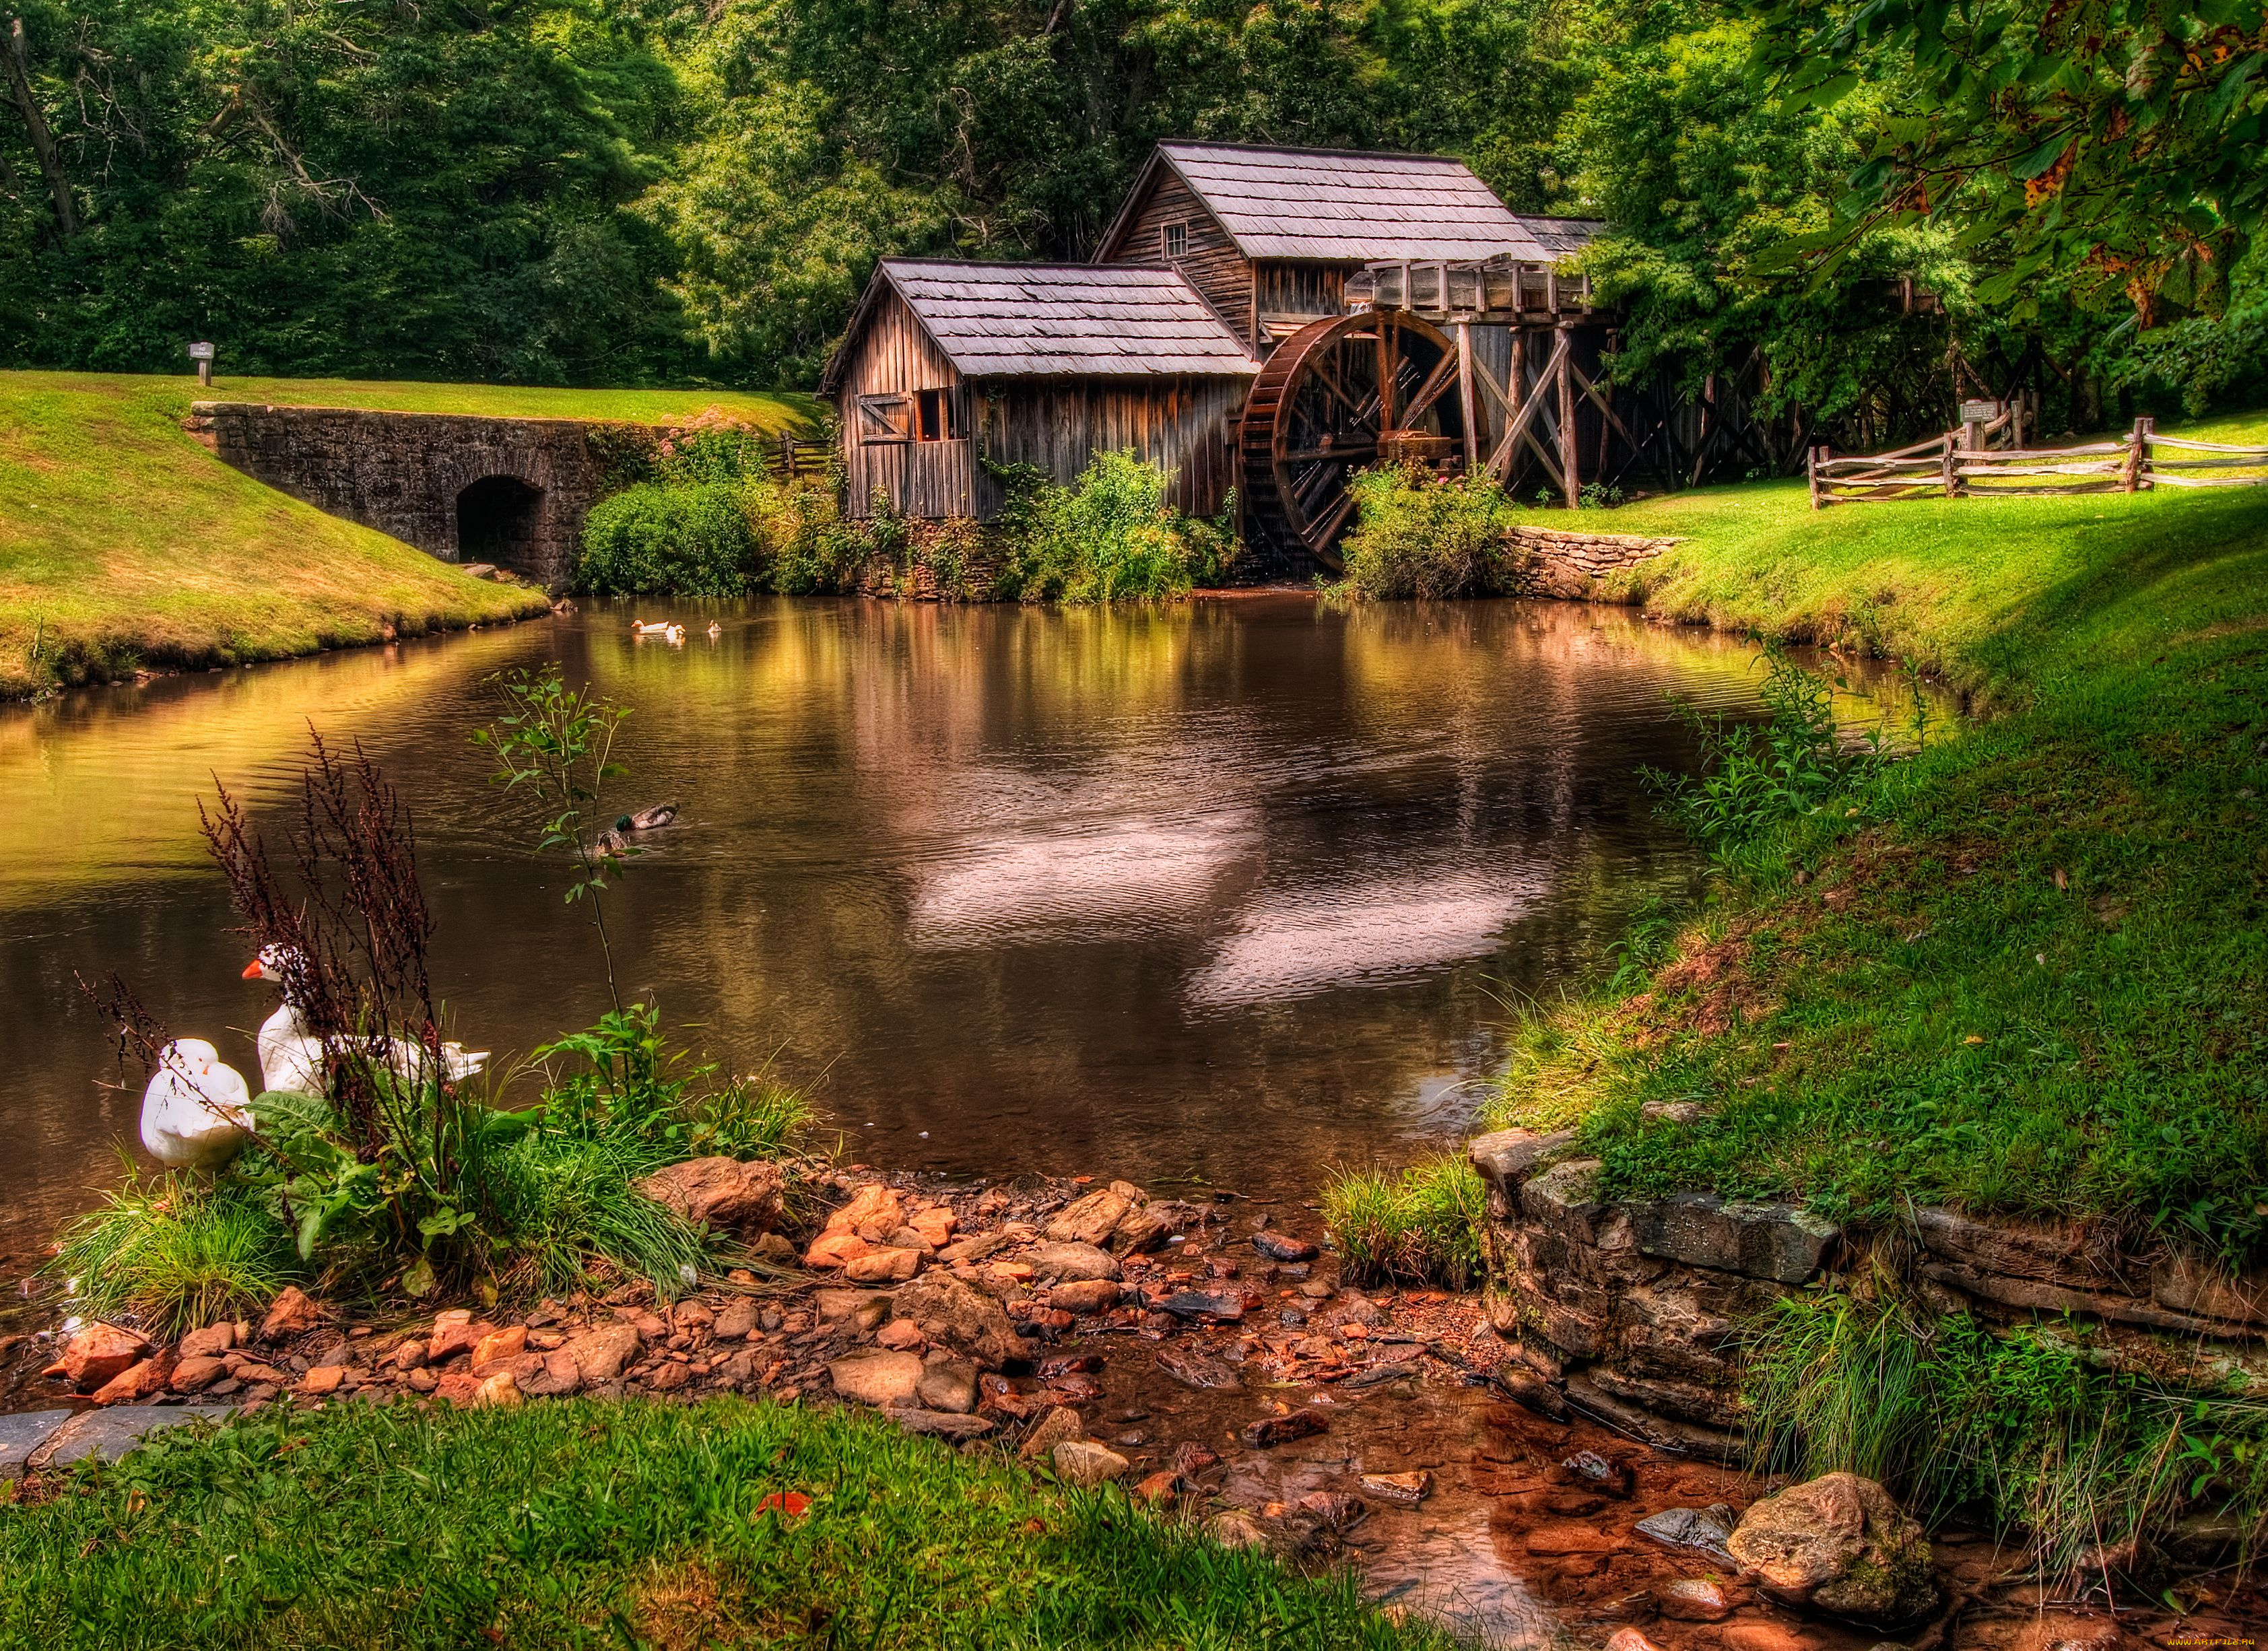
[857,394,911,444]
[1161,221,1189,261]
[914,386,965,442]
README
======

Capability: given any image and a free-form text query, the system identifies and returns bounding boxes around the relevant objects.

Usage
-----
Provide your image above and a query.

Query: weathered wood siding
[972,378,1246,521]
[1099,173,1255,349]
[837,289,977,519]
[1253,261,1347,334]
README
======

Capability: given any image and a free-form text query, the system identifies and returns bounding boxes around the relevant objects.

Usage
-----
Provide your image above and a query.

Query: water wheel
[1239,309,1465,572]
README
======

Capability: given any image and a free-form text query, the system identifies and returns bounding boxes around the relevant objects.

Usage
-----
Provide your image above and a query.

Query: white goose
[244,945,488,1094]
[141,1039,253,1172]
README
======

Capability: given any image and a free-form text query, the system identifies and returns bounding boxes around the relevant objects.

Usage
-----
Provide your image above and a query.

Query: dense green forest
[1,0,2262,430]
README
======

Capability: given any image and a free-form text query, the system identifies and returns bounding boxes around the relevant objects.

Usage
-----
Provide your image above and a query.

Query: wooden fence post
[1556,322,1579,508]
[2122,417,2150,492]
[1941,430,1958,499]
[1807,444,1822,510]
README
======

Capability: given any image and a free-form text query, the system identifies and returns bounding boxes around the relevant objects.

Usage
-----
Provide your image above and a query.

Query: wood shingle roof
[846,259,1260,383]
[1138,142,1561,262]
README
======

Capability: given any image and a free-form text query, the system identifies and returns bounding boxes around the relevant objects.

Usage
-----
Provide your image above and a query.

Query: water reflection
[1,595,1919,1269]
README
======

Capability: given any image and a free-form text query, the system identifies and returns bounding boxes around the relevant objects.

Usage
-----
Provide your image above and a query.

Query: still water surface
[3,595,1864,1271]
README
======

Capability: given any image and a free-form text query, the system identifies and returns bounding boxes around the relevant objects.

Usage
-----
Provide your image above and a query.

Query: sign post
[188,340,215,388]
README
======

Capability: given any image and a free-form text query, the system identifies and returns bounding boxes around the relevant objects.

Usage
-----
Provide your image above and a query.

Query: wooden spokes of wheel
[1239,309,1465,571]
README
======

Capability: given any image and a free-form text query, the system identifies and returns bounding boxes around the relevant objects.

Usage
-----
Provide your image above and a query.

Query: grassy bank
[0,1397,1443,1650]
[1484,407,2268,1262]
[0,373,816,698]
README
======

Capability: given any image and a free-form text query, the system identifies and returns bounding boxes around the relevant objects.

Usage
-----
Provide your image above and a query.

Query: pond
[0,595,1899,1280]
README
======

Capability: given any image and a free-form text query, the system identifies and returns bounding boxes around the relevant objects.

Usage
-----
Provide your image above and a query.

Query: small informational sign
[1959,399,2003,424]
[187,341,215,361]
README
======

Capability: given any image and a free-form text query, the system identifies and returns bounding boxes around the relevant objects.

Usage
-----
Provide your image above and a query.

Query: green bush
[994,450,1236,603]
[1334,465,1529,599]
[53,1170,301,1339]
[1321,1153,1485,1289]
[577,480,761,597]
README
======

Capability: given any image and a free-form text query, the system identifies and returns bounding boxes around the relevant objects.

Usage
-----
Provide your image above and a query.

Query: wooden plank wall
[1253,262,1347,332]
[838,289,978,518]
[1098,173,1255,348]
[973,378,1246,521]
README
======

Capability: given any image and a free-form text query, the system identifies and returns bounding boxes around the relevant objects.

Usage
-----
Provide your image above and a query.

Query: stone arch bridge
[187,401,821,586]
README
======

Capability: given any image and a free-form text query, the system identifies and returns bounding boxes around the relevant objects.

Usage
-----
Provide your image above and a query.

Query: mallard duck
[620,803,678,832]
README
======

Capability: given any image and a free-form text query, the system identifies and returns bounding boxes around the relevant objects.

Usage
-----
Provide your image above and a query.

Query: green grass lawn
[1486,407,2268,1266]
[0,1398,1444,1651]
[0,373,816,697]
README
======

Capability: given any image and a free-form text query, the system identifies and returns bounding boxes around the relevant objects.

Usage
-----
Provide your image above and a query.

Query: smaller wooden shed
[819,258,1259,521]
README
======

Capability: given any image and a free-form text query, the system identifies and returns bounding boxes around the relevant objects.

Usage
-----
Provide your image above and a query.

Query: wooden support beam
[1457,323,1481,476]
[1556,324,1578,508]
[1487,333,1568,483]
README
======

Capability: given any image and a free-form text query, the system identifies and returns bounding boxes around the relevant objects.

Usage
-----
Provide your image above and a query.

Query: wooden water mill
[1238,310,1467,572]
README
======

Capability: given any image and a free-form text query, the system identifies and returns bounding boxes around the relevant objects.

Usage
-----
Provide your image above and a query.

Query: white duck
[244,945,488,1094]
[140,1039,253,1172]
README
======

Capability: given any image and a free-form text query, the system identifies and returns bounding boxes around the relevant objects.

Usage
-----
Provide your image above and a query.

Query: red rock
[805,1229,873,1271]
[92,1356,172,1405]
[260,1286,323,1341]
[1657,1578,1733,1621]
[828,1351,923,1407]
[875,1320,926,1351]
[908,1207,956,1248]
[1134,1470,1180,1504]
[1720,1624,1813,1651]
[638,1157,785,1232]
[300,1366,347,1396]
[59,1324,149,1391]
[1605,1632,1667,1651]
[519,1349,582,1398]
[1359,1471,1432,1505]
[826,1184,906,1242]
[391,1340,428,1372]
[1016,1405,1086,1463]
[842,1247,921,1283]
[177,1322,238,1361]
[170,1355,230,1394]
[1048,1279,1122,1316]
[644,1361,692,1392]
[714,1299,758,1341]
[434,1371,481,1407]
[470,1325,527,1373]
[563,1323,642,1384]
[1044,1188,1132,1246]
[428,1315,492,1364]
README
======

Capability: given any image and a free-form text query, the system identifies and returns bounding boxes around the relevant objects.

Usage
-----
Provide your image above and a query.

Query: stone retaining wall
[1469,1126,2268,1458]
[187,402,624,586]
[1508,525,1681,600]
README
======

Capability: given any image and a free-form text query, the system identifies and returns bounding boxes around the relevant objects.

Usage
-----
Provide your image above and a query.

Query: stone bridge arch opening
[456,475,545,574]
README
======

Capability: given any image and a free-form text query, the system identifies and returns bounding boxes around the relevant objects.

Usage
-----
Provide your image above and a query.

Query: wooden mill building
[824,141,1754,575]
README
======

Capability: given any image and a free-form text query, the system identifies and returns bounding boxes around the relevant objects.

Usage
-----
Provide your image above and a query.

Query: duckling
[706,621,721,640]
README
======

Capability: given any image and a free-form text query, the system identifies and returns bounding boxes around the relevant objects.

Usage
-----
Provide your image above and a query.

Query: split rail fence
[1807,417,2268,507]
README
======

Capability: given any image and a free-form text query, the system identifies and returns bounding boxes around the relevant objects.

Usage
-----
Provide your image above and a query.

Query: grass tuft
[1322,1153,1486,1290]
[52,1166,300,1338]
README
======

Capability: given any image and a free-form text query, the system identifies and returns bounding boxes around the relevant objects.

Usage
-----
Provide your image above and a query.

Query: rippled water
[1,595,1905,1273]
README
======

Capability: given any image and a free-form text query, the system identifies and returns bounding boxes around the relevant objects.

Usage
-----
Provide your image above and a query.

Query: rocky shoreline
[7,1160,2264,1648]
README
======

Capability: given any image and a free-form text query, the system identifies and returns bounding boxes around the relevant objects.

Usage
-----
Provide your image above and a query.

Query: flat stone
[1525,1524,1620,1555]
[842,1246,923,1283]
[916,1355,979,1415]
[1156,1289,1246,1322]
[1634,1506,1737,1565]
[1048,1279,1122,1316]
[1342,1359,1424,1389]
[1657,1578,1734,1622]
[471,1325,528,1373]
[1520,1159,1609,1245]
[1030,1242,1121,1283]
[299,1366,347,1396]
[636,1156,784,1232]
[828,1351,925,1407]
[887,1407,995,1442]
[1359,1470,1431,1504]
[0,1411,74,1479]
[1251,1231,1318,1263]
[1468,1127,1578,1193]
[177,1322,239,1361]
[29,1403,236,1471]
[714,1298,758,1341]
[805,1229,874,1270]
[814,1289,896,1326]
[171,1355,230,1394]
[1627,1192,1839,1285]
[1044,1189,1133,1248]
[1241,1409,1327,1447]
[1017,1405,1086,1463]
[1052,1438,1130,1487]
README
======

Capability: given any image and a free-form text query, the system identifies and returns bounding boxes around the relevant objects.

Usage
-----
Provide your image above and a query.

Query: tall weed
[53,1169,300,1337]
[1322,1153,1486,1289]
